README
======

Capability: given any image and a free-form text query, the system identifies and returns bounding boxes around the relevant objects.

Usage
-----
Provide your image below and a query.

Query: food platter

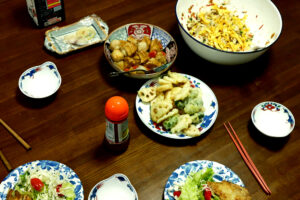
[0,160,84,200]
[135,73,218,139]
[164,160,244,200]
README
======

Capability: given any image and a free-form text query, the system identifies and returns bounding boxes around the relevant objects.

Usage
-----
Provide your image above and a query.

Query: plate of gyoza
[136,71,218,139]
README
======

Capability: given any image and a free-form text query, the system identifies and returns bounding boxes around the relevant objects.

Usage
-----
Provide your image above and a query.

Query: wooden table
[0,0,299,199]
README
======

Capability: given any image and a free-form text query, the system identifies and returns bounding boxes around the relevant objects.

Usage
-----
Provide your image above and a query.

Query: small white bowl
[18,61,61,98]
[176,0,282,65]
[251,101,295,137]
[88,173,138,200]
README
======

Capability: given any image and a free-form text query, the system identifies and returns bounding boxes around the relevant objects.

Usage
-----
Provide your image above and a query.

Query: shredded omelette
[186,2,253,52]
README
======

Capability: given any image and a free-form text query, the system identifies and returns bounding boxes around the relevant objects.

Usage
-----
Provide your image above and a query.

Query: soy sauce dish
[18,61,61,99]
[88,174,138,200]
[251,101,295,137]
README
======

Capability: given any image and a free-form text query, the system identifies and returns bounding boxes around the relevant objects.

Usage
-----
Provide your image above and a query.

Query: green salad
[12,166,76,200]
[170,168,220,200]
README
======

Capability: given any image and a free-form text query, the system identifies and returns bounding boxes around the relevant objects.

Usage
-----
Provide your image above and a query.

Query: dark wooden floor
[0,0,299,199]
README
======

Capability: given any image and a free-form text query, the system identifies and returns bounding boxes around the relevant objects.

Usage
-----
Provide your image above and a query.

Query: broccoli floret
[175,98,189,110]
[191,112,204,124]
[188,88,200,99]
[162,114,179,130]
[184,98,204,114]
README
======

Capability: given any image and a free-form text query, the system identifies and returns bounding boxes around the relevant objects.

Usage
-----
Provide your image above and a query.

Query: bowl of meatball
[104,23,178,79]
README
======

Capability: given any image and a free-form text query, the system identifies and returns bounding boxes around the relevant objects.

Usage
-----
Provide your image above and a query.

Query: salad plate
[135,73,218,139]
[164,160,244,200]
[0,160,84,200]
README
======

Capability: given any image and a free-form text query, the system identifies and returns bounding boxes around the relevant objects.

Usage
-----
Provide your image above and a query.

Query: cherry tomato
[173,190,181,197]
[148,50,157,58]
[204,188,212,200]
[30,178,44,191]
[56,184,65,197]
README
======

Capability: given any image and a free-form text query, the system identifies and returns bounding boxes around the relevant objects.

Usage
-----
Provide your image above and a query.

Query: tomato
[173,190,181,197]
[204,188,212,200]
[148,50,157,58]
[30,178,44,191]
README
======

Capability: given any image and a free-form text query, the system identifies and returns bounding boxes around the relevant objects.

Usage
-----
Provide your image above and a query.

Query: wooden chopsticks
[0,118,31,172]
[0,118,31,150]
[223,121,271,195]
[0,150,13,172]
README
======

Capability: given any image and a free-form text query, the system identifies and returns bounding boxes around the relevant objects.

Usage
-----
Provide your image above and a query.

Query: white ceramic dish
[251,101,295,137]
[0,160,84,200]
[176,0,282,65]
[135,73,218,139]
[18,61,61,98]
[164,160,244,200]
[88,173,138,200]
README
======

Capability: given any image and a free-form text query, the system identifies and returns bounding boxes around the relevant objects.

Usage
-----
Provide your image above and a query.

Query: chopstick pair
[223,121,271,195]
[0,118,31,171]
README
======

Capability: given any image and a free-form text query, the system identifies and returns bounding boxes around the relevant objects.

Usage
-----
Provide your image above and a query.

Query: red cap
[105,96,129,121]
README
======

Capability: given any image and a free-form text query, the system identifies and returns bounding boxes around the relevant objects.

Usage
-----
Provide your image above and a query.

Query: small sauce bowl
[88,173,138,200]
[251,101,295,137]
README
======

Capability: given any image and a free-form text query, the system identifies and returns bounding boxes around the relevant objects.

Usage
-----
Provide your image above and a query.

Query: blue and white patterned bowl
[136,73,218,139]
[104,23,177,79]
[88,173,138,200]
[164,160,244,200]
[18,61,62,98]
[0,160,84,200]
[251,101,295,137]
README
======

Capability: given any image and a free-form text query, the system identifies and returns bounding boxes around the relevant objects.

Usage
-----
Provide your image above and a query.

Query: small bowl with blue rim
[88,173,138,200]
[18,61,62,99]
[251,101,295,137]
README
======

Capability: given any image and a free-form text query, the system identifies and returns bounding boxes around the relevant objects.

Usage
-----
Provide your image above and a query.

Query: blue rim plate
[0,160,84,200]
[164,160,244,200]
[135,73,218,139]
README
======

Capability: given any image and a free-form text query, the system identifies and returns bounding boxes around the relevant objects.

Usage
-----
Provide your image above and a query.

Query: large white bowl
[176,0,282,65]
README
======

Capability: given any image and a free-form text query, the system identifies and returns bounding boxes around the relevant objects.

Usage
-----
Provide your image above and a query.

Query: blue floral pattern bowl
[104,23,177,79]
[0,160,84,200]
[164,160,244,200]
[88,173,138,200]
[135,73,218,139]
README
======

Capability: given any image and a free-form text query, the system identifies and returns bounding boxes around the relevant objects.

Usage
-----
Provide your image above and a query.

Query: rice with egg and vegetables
[186,0,254,52]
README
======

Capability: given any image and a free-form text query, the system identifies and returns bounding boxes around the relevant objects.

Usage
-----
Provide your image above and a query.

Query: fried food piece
[138,36,151,52]
[157,108,179,124]
[183,124,201,137]
[207,181,252,200]
[127,36,138,45]
[165,87,183,101]
[121,41,137,57]
[136,51,149,64]
[168,71,189,84]
[155,51,167,64]
[171,114,192,133]
[124,56,139,66]
[145,58,161,69]
[150,38,163,52]
[156,83,173,93]
[138,87,156,103]
[109,39,121,51]
[7,189,32,200]
[150,99,173,123]
[111,49,124,62]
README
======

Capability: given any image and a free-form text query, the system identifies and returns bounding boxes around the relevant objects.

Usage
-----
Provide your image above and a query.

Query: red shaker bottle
[104,96,130,152]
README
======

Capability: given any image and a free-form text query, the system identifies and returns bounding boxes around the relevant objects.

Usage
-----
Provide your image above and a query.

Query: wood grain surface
[0,0,299,199]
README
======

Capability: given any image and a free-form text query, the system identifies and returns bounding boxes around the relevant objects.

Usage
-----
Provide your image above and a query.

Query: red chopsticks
[223,121,271,195]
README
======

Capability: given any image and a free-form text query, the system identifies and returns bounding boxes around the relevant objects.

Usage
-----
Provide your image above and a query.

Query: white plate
[251,101,295,137]
[18,61,61,98]
[164,160,244,200]
[0,160,84,200]
[135,73,218,139]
